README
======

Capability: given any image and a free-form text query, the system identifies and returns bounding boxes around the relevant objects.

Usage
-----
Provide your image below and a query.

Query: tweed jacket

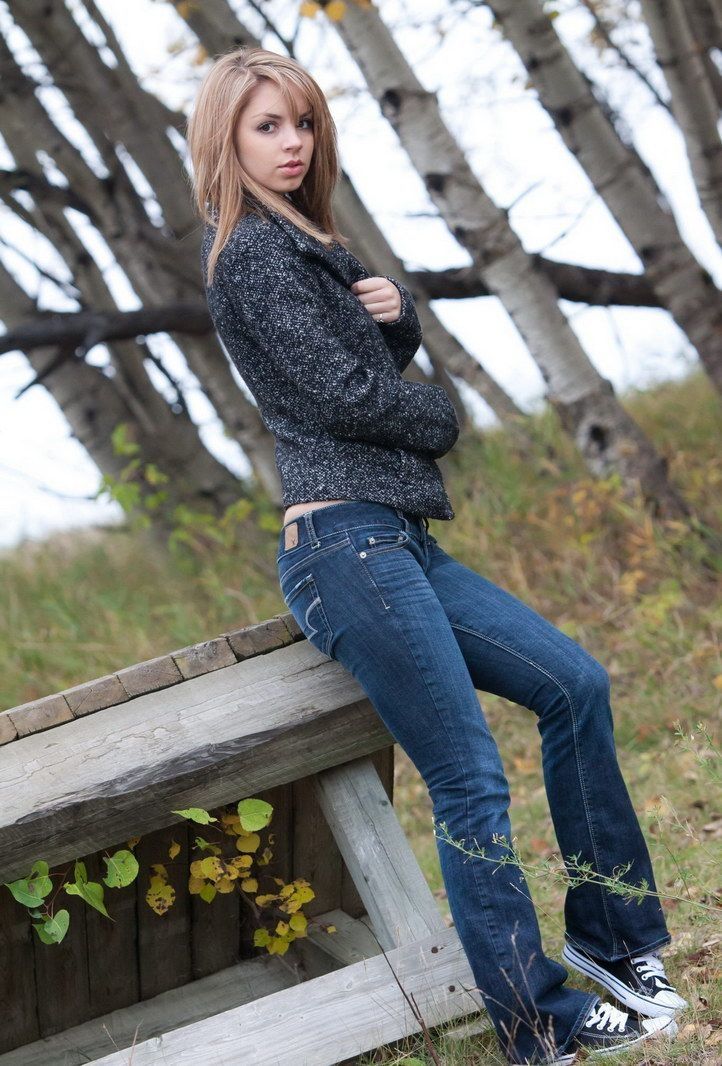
[200,202,459,520]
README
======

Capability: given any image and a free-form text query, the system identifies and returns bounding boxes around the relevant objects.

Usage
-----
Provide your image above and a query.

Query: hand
[350,276,401,323]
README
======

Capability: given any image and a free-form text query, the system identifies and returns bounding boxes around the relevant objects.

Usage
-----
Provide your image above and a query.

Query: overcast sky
[1,0,719,550]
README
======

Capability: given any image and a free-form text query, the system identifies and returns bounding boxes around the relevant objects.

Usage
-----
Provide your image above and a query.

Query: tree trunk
[320,0,690,519]
[1,13,282,505]
[0,267,242,523]
[639,0,722,247]
[488,0,722,398]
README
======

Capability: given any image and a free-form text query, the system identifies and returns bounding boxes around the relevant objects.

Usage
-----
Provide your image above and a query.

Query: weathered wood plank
[0,642,394,883]
[187,800,243,980]
[293,773,344,919]
[341,746,394,919]
[63,675,129,718]
[6,693,73,737]
[136,824,193,1000]
[84,843,139,1017]
[0,615,299,744]
[0,942,304,1065]
[170,637,237,680]
[304,908,382,965]
[90,926,485,1066]
[314,757,445,952]
[33,853,91,1037]
[0,879,39,1052]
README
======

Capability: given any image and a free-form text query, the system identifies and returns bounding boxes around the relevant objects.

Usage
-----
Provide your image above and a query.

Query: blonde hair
[186,46,348,286]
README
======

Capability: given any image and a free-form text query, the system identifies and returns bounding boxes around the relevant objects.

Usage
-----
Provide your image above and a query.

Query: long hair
[186,46,348,286]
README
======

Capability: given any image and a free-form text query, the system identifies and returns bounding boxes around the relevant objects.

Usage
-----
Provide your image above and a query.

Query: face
[235,80,314,196]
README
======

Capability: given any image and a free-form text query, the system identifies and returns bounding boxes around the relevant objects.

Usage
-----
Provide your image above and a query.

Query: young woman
[188,46,686,1066]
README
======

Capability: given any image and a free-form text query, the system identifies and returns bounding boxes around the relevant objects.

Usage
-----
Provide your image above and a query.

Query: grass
[2,368,721,1063]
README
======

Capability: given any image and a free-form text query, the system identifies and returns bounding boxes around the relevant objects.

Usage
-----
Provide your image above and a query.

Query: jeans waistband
[279,501,429,549]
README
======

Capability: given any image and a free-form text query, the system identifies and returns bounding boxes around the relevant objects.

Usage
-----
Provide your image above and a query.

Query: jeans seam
[386,614,516,997]
[449,622,619,956]
[278,535,351,584]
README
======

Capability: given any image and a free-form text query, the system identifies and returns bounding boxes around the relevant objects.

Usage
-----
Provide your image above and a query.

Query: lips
[280,162,303,172]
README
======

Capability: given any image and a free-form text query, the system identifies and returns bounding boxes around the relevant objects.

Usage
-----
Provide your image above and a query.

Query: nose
[282,123,303,150]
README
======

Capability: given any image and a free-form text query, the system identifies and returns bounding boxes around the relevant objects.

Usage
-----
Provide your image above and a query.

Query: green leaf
[238,798,273,832]
[103,849,139,888]
[65,879,111,919]
[34,909,70,944]
[172,807,218,825]
[4,878,45,907]
[111,421,141,457]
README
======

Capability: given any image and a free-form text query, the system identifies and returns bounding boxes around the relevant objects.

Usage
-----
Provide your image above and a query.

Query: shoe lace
[584,1001,628,1033]
[630,951,667,982]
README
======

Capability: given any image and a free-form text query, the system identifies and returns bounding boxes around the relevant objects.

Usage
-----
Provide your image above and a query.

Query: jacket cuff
[380,275,410,326]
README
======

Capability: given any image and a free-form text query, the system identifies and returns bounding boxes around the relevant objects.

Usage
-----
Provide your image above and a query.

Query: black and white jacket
[200,202,459,520]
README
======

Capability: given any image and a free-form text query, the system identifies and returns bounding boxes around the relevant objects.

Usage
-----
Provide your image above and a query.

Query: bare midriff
[282,499,355,525]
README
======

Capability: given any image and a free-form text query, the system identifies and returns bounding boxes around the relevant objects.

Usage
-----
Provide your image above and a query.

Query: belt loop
[304,509,320,548]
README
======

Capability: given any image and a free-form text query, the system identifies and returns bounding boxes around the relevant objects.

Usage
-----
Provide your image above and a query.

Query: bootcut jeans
[276,500,671,1065]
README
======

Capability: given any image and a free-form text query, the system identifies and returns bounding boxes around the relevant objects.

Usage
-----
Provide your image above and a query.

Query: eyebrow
[252,111,312,120]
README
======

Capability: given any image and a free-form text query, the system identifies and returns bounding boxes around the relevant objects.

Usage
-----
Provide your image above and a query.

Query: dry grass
[1,368,720,1063]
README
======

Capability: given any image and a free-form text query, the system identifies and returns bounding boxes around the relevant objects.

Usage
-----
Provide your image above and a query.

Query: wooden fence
[0,611,487,1065]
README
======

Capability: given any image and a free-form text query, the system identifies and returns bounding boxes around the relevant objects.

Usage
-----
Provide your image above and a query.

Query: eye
[257,118,314,133]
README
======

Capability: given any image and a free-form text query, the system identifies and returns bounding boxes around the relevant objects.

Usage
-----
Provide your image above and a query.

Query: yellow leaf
[200,856,224,881]
[146,880,175,916]
[289,913,307,934]
[240,877,258,893]
[228,855,252,872]
[168,840,181,860]
[188,875,205,894]
[216,876,236,894]
[235,832,260,853]
[325,0,346,20]
[255,893,283,906]
[300,0,321,15]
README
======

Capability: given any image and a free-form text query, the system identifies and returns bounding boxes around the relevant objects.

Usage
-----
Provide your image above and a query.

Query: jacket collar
[262,203,368,288]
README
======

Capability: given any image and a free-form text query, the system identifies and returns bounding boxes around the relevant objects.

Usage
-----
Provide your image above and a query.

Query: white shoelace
[631,951,668,983]
[585,1001,629,1033]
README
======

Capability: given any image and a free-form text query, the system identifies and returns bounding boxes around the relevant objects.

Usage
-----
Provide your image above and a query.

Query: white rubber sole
[562,942,685,1018]
[510,1055,577,1065]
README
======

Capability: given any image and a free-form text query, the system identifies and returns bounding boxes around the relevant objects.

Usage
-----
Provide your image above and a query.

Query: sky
[0,0,719,550]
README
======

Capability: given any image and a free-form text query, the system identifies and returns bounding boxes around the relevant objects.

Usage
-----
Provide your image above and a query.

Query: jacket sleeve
[375,275,423,375]
[217,224,459,460]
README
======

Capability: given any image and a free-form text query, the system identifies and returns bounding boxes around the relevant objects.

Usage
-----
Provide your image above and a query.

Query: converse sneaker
[510,998,677,1063]
[562,941,688,1017]
[570,999,677,1057]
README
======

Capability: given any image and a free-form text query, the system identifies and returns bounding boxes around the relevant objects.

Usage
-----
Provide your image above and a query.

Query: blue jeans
[277,501,671,1064]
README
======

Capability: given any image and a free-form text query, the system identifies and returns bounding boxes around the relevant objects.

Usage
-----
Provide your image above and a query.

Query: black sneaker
[569,999,677,1057]
[509,999,677,1064]
[562,941,688,1018]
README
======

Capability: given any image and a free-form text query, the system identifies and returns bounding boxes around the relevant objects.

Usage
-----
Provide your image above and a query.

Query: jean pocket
[354,528,411,558]
[281,572,333,657]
